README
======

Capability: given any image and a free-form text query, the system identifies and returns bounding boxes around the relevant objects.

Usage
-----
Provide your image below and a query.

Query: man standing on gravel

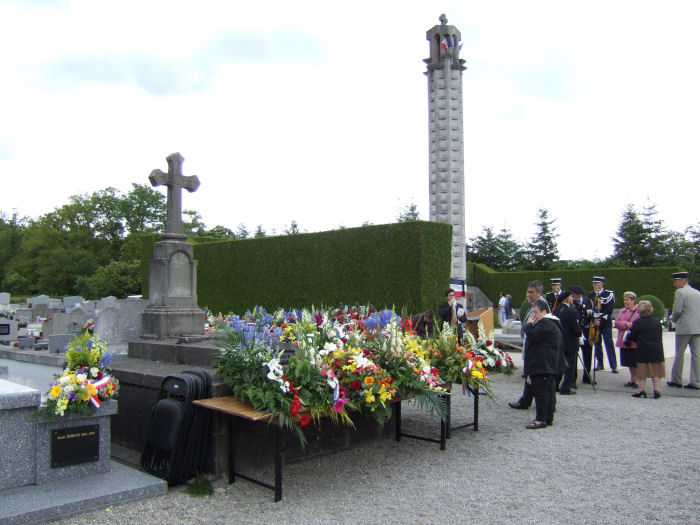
[668,272,700,390]
[509,280,543,410]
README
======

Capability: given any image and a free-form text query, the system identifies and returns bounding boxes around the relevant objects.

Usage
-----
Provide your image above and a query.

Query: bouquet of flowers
[38,332,119,419]
[463,321,517,375]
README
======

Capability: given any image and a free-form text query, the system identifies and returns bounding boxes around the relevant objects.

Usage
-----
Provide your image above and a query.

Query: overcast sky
[1,0,699,260]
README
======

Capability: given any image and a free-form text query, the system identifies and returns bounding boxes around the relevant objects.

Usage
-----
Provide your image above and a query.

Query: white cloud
[0,0,698,260]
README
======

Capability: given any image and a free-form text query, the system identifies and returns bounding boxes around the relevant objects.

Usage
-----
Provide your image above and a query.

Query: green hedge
[140,222,453,316]
[636,295,666,319]
[471,264,682,311]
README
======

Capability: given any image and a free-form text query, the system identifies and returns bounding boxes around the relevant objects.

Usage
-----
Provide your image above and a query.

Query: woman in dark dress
[411,309,435,338]
[624,300,666,399]
[523,298,565,429]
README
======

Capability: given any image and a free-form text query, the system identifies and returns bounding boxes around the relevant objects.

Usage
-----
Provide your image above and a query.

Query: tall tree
[526,208,559,270]
[396,203,420,222]
[284,220,300,235]
[612,203,672,266]
[254,225,267,238]
[121,183,166,234]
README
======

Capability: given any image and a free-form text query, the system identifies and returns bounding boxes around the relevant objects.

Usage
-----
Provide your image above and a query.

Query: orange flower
[364,376,375,386]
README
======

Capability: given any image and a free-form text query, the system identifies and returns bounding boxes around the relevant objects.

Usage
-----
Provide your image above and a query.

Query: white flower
[89,367,100,378]
[75,373,87,383]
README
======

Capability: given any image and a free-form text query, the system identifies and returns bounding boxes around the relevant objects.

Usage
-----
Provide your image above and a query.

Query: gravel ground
[51,364,700,525]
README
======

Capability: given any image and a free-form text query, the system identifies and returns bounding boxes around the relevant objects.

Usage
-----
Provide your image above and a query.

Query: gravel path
[51,365,700,525]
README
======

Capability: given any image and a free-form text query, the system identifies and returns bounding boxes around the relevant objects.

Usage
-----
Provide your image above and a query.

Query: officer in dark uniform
[588,276,617,373]
[546,278,563,312]
[554,290,582,394]
[570,285,596,385]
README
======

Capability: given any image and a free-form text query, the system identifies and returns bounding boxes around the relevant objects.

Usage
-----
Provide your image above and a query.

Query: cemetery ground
[38,331,698,525]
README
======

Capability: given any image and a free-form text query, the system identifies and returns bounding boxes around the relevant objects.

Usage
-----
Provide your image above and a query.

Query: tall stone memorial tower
[425,14,467,289]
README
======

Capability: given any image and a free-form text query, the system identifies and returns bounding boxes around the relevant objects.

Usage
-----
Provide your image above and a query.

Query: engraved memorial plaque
[51,425,99,468]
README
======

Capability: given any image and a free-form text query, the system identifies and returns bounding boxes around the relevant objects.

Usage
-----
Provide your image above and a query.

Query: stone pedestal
[142,240,204,339]
[0,379,40,490]
[34,400,117,484]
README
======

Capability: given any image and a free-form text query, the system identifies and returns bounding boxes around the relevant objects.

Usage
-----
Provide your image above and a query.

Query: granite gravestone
[0,292,10,305]
[141,152,205,339]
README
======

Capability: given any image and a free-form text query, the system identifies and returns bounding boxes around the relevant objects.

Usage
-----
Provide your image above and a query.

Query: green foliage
[75,260,141,299]
[141,222,452,316]
[468,226,527,271]
[186,475,214,498]
[396,202,420,222]
[525,208,559,270]
[636,295,666,319]
[470,263,682,311]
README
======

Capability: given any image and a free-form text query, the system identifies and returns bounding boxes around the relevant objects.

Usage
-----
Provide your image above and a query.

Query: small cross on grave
[149,152,200,240]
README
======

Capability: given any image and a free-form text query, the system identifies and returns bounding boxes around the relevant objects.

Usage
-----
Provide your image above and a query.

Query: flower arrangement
[463,321,517,375]
[37,332,119,419]
[214,305,517,444]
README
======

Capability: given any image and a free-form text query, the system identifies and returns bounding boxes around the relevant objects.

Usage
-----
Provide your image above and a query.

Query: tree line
[467,205,699,278]
[1,188,697,300]
[0,184,301,299]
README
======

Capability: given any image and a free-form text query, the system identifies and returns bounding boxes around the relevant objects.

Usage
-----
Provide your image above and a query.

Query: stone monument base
[140,305,205,339]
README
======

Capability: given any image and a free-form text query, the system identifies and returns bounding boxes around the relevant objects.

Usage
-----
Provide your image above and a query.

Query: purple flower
[333,399,346,413]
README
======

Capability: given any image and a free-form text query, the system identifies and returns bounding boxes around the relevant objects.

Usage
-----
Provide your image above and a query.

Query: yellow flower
[472,370,483,379]
[49,385,62,399]
[87,382,98,397]
[365,393,376,404]
[380,390,391,402]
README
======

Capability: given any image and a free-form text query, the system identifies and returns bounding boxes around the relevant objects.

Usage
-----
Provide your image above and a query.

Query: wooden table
[194,388,480,501]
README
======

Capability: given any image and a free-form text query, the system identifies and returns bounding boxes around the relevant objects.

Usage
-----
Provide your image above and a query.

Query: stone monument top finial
[439,13,448,25]
[149,152,200,241]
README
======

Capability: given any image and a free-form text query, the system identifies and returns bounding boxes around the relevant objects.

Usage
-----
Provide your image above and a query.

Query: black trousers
[559,351,578,392]
[517,380,534,408]
[581,340,593,380]
[530,374,556,424]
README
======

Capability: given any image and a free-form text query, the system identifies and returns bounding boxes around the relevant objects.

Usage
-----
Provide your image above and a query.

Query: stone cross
[149,152,200,240]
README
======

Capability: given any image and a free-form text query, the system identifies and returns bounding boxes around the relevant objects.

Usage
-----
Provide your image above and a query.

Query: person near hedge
[589,276,618,373]
[554,290,581,395]
[523,297,565,428]
[614,291,640,388]
[624,300,666,399]
[498,291,508,327]
[438,288,467,341]
[570,284,596,385]
[545,277,563,312]
[412,309,435,338]
[668,271,700,390]
[508,280,544,410]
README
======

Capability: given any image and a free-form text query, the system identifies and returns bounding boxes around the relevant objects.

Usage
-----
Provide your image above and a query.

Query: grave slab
[0,460,166,525]
[0,379,40,490]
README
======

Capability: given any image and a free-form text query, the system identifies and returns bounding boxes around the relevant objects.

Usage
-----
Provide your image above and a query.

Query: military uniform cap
[592,276,605,283]
[569,285,585,294]
[672,272,689,280]
[550,278,562,284]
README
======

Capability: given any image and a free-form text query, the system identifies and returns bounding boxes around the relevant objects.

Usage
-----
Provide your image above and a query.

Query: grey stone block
[0,291,9,304]
[34,400,118,484]
[18,336,35,349]
[49,333,73,354]
[0,461,166,525]
[0,379,41,490]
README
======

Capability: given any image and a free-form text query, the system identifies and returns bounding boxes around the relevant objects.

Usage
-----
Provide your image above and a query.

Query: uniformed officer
[546,278,563,312]
[570,285,595,385]
[588,276,617,373]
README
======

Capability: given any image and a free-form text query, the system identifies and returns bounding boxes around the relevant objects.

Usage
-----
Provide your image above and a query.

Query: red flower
[290,397,301,416]
[299,414,311,427]
[486,339,493,346]
[351,380,362,390]
[363,348,371,357]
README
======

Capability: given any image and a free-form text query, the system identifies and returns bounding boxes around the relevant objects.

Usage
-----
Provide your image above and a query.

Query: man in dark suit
[588,276,617,373]
[554,290,582,395]
[438,288,466,340]
[508,280,543,410]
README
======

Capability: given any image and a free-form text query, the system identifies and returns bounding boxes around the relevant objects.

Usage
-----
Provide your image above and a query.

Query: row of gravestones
[0,293,148,354]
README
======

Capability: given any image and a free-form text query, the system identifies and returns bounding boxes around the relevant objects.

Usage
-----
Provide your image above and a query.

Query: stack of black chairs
[140,368,212,485]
